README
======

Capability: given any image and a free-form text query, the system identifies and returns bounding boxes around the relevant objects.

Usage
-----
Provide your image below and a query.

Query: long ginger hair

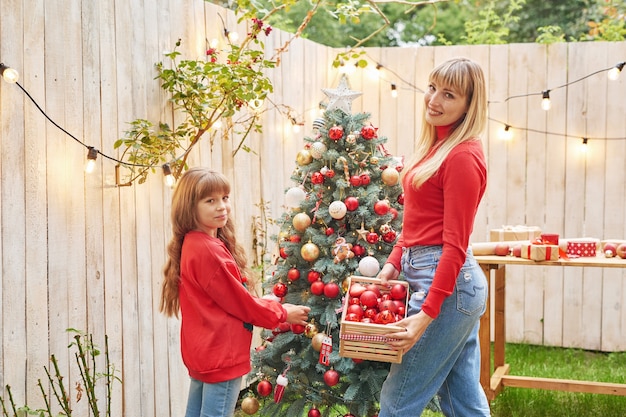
[404,57,487,188]
[160,167,252,317]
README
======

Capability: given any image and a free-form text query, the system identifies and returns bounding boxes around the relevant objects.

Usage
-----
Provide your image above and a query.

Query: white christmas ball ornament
[310,141,327,159]
[358,256,380,277]
[285,187,306,208]
[328,200,347,220]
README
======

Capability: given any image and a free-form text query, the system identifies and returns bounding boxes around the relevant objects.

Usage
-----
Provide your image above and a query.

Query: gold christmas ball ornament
[301,242,320,262]
[304,322,319,338]
[292,212,312,232]
[381,167,399,186]
[296,149,313,166]
[342,277,350,293]
[241,396,260,415]
[312,332,327,352]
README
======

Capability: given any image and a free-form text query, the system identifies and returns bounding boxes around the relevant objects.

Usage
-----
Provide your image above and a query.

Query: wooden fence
[1,0,624,415]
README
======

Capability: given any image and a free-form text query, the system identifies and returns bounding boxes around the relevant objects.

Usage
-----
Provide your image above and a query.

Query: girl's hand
[283,303,311,326]
[385,311,433,352]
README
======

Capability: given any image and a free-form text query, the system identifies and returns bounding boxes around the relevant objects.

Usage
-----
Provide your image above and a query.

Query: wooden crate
[339,276,410,363]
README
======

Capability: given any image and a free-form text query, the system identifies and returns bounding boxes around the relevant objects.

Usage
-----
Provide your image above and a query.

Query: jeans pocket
[455,265,487,316]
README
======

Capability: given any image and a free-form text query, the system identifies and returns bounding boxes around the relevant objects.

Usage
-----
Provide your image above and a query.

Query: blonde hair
[160,167,251,317]
[405,57,487,188]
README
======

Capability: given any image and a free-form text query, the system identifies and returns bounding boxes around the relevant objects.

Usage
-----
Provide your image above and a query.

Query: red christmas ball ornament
[323,282,340,299]
[360,124,377,140]
[290,235,302,243]
[328,125,344,141]
[397,193,405,205]
[325,227,335,236]
[323,369,340,387]
[352,244,366,257]
[360,173,371,185]
[344,414,356,417]
[257,380,273,397]
[310,280,325,296]
[349,175,362,187]
[279,247,288,259]
[383,230,397,243]
[389,207,399,220]
[311,172,325,185]
[307,270,321,283]
[308,408,322,417]
[273,282,288,298]
[291,323,305,334]
[366,232,379,244]
[344,196,359,211]
[325,169,335,178]
[374,199,390,215]
[287,268,301,282]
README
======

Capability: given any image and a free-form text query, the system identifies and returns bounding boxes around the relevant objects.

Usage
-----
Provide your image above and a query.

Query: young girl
[160,167,310,417]
[377,58,491,416]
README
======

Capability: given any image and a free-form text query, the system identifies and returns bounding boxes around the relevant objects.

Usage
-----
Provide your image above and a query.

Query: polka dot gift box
[566,238,599,258]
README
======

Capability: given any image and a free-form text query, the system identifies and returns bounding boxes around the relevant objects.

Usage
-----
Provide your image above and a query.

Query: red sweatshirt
[179,230,287,383]
[386,137,486,318]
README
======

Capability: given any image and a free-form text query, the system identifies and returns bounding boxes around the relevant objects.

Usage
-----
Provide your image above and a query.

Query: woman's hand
[377,263,400,287]
[283,303,311,326]
[385,311,434,352]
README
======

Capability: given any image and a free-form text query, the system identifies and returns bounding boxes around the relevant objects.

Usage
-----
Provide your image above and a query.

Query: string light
[85,147,98,173]
[608,62,625,80]
[390,84,398,99]
[541,90,551,111]
[580,137,588,153]
[2,50,624,189]
[162,163,176,187]
[0,63,19,83]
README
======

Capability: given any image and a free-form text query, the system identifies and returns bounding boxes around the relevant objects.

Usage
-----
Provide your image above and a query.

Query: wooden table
[475,254,626,401]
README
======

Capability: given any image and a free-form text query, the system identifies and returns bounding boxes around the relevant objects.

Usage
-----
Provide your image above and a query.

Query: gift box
[566,239,599,258]
[520,243,559,261]
[339,276,409,364]
[490,225,542,242]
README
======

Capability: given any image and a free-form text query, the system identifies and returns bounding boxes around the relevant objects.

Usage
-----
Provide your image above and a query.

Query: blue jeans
[184,376,242,417]
[379,245,491,417]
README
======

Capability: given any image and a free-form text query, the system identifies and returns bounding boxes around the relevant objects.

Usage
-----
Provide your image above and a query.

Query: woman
[377,57,491,416]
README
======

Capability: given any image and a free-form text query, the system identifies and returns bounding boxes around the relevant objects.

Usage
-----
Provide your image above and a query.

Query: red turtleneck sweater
[386,125,487,318]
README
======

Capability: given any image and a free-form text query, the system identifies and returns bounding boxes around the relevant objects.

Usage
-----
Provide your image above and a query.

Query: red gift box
[566,240,598,257]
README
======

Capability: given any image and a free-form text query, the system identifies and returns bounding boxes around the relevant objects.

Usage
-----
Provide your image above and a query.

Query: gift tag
[319,334,332,365]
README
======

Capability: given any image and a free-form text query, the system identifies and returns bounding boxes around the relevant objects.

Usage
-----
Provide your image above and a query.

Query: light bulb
[499,125,513,141]
[227,31,239,43]
[607,62,624,81]
[163,164,176,187]
[580,138,588,153]
[541,91,551,111]
[391,84,398,98]
[85,147,98,173]
[0,64,19,83]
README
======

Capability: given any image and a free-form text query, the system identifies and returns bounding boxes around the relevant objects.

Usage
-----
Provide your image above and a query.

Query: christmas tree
[247,75,405,417]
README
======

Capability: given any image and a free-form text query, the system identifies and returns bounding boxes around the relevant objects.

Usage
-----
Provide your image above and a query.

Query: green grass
[488,343,626,417]
[236,344,626,416]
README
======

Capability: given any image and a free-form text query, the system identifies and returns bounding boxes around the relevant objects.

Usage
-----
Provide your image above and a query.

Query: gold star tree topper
[322,75,362,114]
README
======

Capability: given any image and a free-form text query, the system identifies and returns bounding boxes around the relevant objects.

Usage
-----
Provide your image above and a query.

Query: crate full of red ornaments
[339,276,409,363]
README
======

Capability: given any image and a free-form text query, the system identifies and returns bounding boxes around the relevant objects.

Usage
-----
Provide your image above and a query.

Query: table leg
[479,264,493,399]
